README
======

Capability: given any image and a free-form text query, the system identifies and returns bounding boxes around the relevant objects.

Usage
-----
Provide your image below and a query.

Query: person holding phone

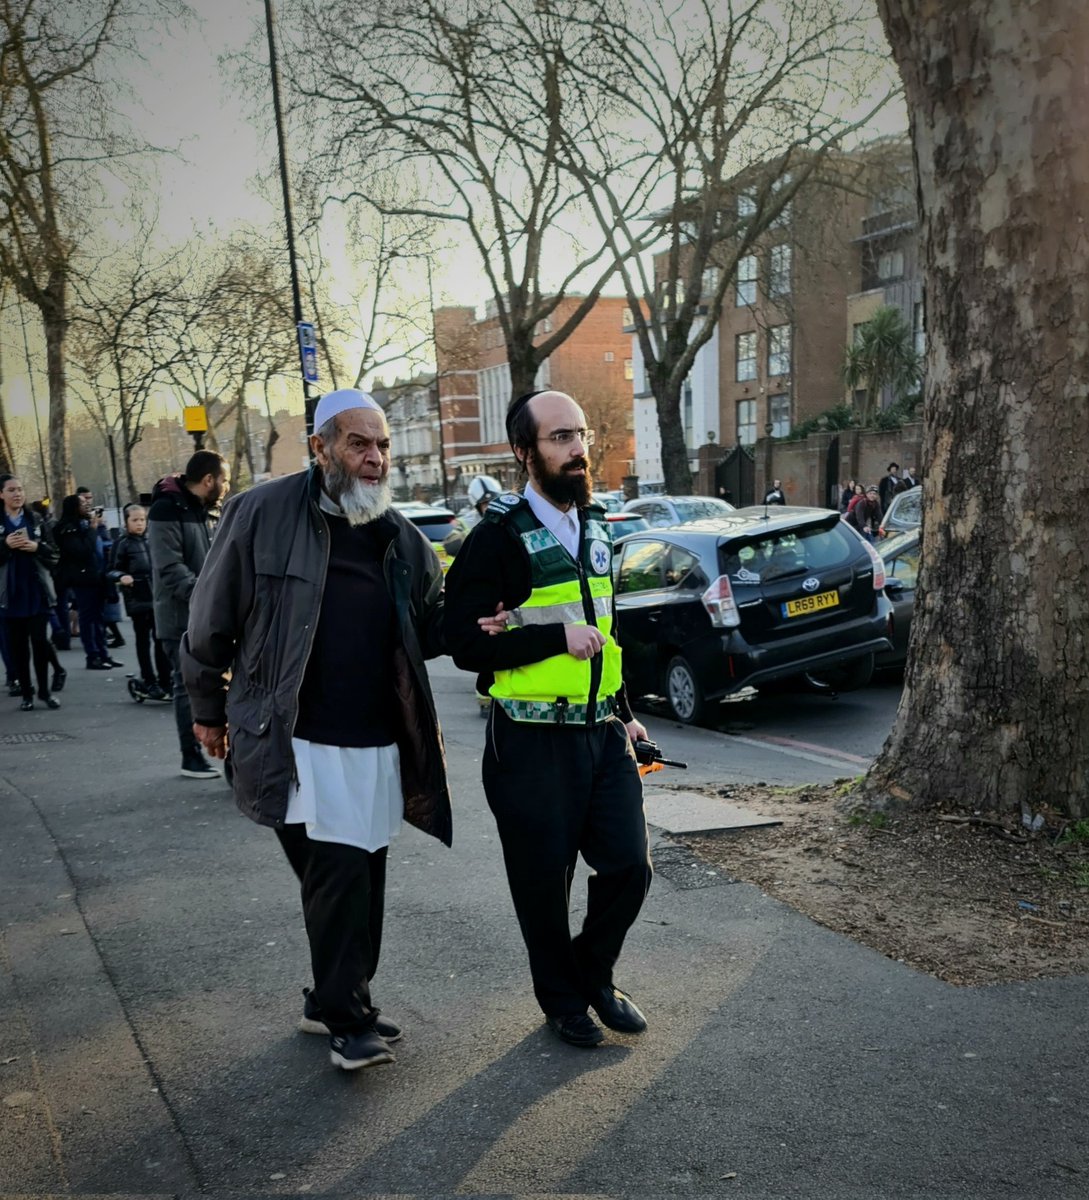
[0,475,61,710]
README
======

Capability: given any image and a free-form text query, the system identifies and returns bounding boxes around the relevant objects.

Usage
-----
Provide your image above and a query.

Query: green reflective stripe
[511,593,611,627]
[496,695,618,725]
[521,527,559,555]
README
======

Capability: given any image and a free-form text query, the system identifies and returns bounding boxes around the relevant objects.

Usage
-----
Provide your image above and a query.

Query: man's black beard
[532,450,593,508]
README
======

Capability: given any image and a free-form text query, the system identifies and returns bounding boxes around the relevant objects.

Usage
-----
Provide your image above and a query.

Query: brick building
[434,295,635,503]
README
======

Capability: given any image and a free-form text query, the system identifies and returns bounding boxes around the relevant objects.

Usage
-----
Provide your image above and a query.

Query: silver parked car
[621,495,735,528]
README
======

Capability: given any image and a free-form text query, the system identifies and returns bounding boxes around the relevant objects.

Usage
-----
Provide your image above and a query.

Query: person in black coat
[108,504,170,700]
[54,493,119,670]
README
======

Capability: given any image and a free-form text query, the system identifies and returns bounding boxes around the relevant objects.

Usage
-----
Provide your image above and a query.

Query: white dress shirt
[524,481,580,559]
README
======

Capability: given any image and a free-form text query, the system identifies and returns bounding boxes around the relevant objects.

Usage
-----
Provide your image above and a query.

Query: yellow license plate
[782,589,839,618]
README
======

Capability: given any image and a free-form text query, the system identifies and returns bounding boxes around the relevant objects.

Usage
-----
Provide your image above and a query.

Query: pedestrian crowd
[838,460,920,541]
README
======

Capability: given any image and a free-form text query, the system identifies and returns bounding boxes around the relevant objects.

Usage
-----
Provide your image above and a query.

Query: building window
[878,250,905,280]
[604,351,615,362]
[768,324,791,376]
[737,399,756,446]
[852,321,867,347]
[736,255,757,306]
[623,358,634,380]
[769,245,792,298]
[737,191,756,221]
[622,306,634,327]
[913,300,926,355]
[735,331,757,382]
[477,363,512,445]
[769,393,791,437]
[702,266,720,296]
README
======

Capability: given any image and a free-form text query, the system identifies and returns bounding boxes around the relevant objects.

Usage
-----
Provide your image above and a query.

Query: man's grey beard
[323,457,392,526]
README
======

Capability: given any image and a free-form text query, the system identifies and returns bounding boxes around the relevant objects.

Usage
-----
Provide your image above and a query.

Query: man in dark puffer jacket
[148,450,231,778]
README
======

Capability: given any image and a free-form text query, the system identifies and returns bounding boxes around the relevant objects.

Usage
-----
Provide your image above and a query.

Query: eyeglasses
[538,427,595,447]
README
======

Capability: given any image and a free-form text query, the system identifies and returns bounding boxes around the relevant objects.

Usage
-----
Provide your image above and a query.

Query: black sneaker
[180,752,219,780]
[145,684,169,702]
[8,679,22,696]
[329,1030,394,1071]
[51,668,67,692]
[105,657,125,668]
[546,1012,605,1047]
[300,988,402,1042]
[86,659,111,671]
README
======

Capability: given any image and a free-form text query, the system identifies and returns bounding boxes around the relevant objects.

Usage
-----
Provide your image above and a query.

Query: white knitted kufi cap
[312,388,382,432]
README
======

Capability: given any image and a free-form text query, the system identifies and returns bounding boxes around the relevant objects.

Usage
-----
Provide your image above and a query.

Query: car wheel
[805,652,875,693]
[664,654,705,724]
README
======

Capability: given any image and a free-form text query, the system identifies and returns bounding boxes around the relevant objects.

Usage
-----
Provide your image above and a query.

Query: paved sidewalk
[0,645,1085,1198]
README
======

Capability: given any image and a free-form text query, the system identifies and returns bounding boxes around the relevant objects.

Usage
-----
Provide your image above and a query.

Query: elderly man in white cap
[181,389,453,1072]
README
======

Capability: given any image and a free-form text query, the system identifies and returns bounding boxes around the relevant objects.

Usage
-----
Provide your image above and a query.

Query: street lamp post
[263,0,315,438]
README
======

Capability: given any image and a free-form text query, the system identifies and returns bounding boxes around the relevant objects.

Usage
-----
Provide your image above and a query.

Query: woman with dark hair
[0,476,61,709]
[54,493,120,670]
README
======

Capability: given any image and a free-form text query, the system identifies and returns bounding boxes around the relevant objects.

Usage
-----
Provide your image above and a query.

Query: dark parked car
[605,512,650,541]
[393,502,460,572]
[878,484,922,538]
[877,529,920,667]
[613,506,893,722]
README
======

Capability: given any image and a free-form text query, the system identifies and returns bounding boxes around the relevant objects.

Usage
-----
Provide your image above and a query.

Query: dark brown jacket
[181,468,452,846]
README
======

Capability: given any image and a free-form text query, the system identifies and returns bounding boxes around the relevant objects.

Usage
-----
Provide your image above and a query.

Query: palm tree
[843,306,922,425]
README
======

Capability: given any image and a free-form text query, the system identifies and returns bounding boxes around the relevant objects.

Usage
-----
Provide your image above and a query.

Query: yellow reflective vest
[485,494,621,724]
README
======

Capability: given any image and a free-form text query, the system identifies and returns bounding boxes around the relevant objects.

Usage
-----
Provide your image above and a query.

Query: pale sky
[2,0,905,440]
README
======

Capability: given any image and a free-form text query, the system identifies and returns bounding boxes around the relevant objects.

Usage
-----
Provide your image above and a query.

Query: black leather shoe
[19,699,33,711]
[546,1013,604,1047]
[590,986,648,1033]
[51,668,67,692]
[41,696,60,710]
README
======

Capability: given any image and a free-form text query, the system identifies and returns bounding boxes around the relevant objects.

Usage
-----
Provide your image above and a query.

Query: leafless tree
[549,0,896,491]
[863,0,1089,819]
[69,225,189,500]
[167,239,296,484]
[284,0,653,399]
[0,0,183,501]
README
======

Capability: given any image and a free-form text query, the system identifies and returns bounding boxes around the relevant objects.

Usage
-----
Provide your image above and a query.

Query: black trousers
[276,825,388,1037]
[131,610,171,690]
[160,638,198,756]
[482,707,652,1017]
[5,613,52,701]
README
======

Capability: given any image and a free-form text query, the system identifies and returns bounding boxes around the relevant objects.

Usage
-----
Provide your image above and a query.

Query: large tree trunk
[42,271,73,501]
[653,377,689,494]
[866,1,1089,818]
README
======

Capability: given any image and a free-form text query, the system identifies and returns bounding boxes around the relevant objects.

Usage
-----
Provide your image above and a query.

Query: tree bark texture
[870,1,1089,817]
[42,271,72,501]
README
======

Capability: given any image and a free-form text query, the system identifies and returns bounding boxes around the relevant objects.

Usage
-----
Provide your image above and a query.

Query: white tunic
[282,487,404,853]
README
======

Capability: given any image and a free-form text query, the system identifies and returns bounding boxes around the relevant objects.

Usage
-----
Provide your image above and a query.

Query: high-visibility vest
[484,494,621,724]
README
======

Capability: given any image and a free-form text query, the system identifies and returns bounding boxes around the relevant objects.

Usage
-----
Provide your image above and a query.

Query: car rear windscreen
[412,516,458,541]
[673,498,733,521]
[720,522,858,584]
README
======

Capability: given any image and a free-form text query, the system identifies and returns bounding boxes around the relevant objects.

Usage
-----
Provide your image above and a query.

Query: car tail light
[702,575,741,628]
[861,539,886,589]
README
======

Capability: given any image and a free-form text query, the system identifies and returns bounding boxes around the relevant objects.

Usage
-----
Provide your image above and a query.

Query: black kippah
[506,390,540,448]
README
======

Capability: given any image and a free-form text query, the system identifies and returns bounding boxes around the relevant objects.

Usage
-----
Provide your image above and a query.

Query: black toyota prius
[612,506,893,722]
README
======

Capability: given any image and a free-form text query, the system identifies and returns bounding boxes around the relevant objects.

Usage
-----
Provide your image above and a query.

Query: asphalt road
[0,643,1085,1199]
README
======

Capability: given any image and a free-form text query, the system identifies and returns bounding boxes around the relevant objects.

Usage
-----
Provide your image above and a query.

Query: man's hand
[477,601,509,636]
[193,722,228,759]
[625,718,649,744]
[565,624,606,660]
[5,530,30,551]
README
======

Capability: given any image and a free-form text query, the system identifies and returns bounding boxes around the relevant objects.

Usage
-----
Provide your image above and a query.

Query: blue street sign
[297,322,319,384]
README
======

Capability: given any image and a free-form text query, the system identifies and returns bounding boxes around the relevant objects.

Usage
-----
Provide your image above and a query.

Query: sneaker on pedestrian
[51,667,67,692]
[145,683,169,702]
[7,678,21,696]
[329,1030,394,1071]
[86,658,111,671]
[180,752,219,780]
[300,988,402,1042]
[105,657,125,668]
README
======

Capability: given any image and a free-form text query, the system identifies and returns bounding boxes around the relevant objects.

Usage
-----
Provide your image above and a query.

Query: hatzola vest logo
[590,539,611,574]
[498,492,521,507]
